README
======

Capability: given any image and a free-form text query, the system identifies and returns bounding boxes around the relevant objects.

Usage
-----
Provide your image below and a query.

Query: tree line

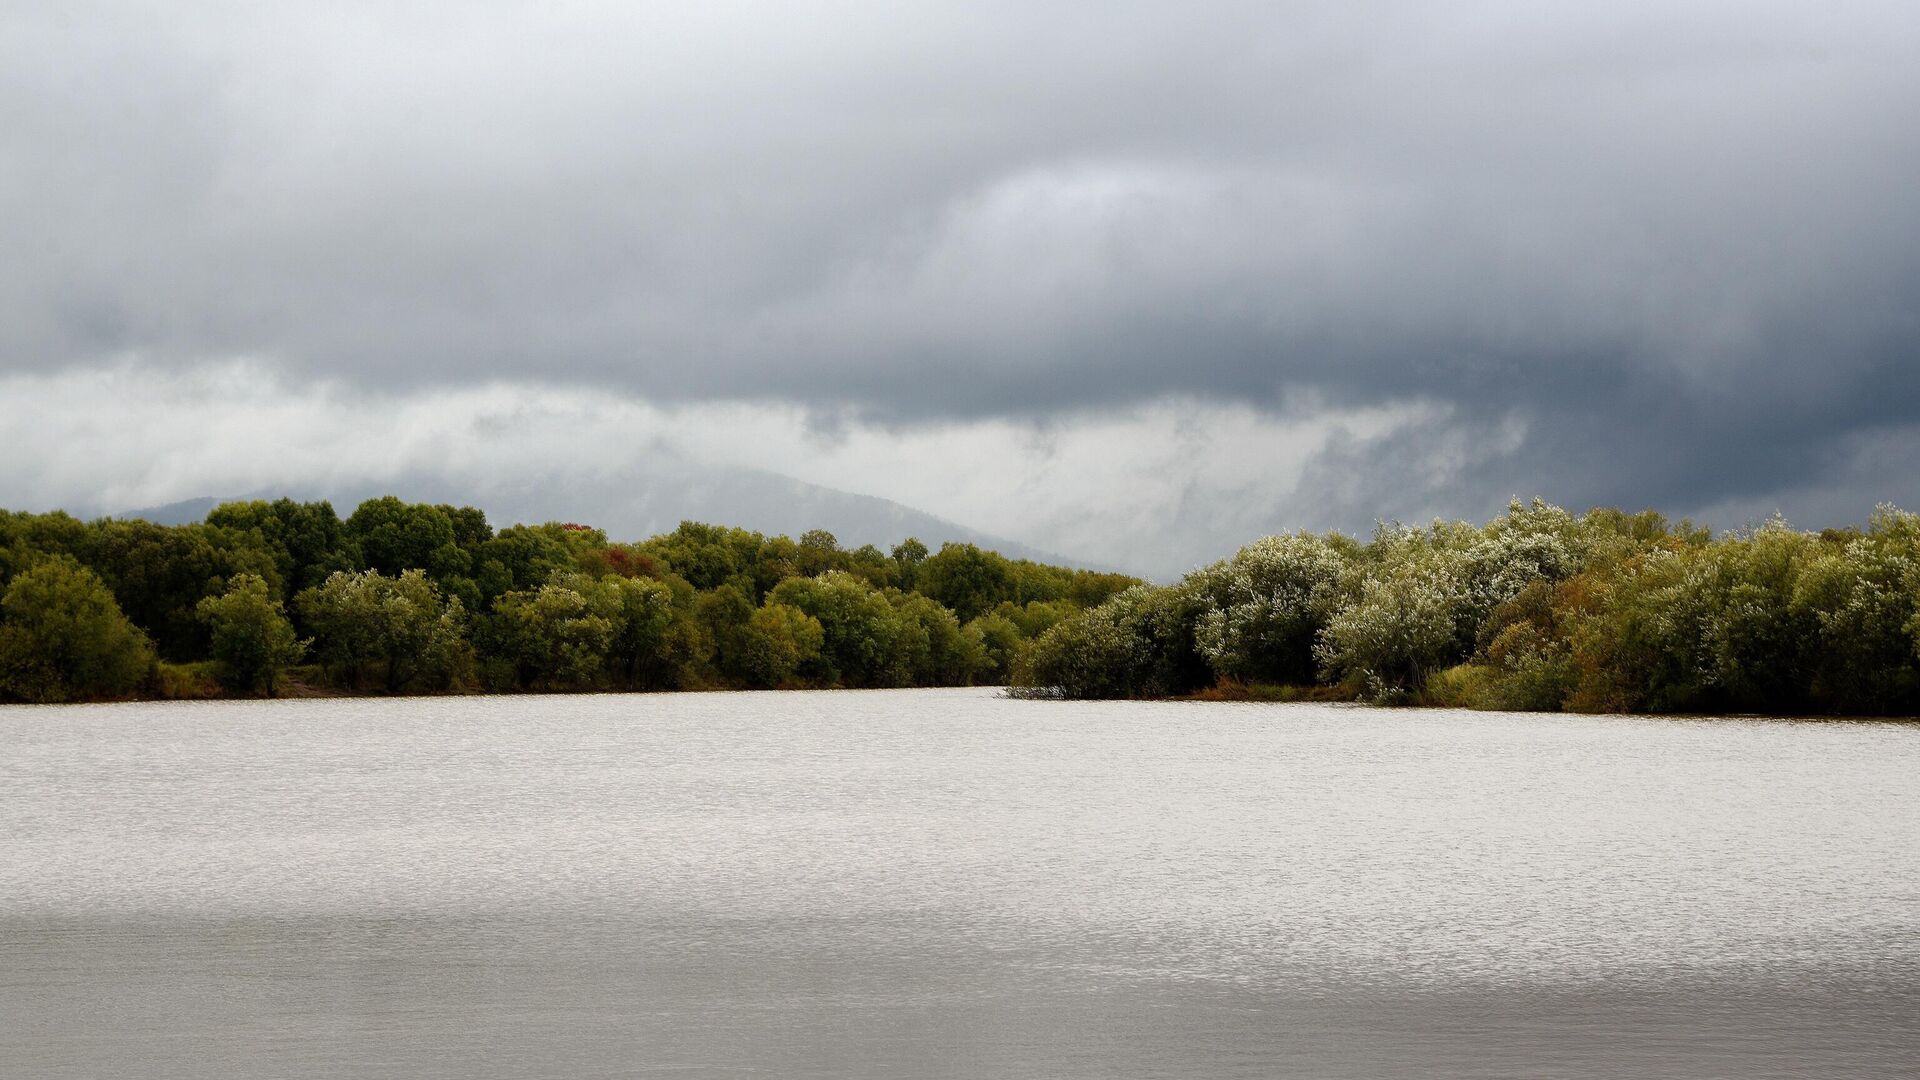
[0,497,1138,702]
[13,495,1920,715]
[1013,500,1920,715]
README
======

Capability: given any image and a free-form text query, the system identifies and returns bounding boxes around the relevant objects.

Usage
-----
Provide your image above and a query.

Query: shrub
[0,558,154,702]
[1190,532,1351,685]
[198,573,306,696]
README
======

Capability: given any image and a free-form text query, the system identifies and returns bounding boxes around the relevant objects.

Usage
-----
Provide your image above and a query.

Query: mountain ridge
[117,466,1116,573]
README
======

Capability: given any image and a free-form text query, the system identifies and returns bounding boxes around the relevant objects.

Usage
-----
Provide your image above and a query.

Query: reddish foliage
[596,546,661,579]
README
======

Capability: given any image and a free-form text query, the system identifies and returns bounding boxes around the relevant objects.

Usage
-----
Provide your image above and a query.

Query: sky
[4,1,1918,577]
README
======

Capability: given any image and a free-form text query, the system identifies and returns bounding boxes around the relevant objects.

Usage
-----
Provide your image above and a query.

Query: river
[3,687,1916,1078]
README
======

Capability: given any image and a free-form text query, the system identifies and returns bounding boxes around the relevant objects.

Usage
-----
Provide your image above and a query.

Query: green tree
[696,582,757,683]
[1791,506,1920,713]
[966,611,1024,683]
[890,591,984,685]
[347,497,458,575]
[297,569,471,692]
[916,543,1015,622]
[344,498,482,607]
[767,571,908,687]
[1564,546,1717,712]
[0,558,154,702]
[1012,583,1210,699]
[738,602,826,688]
[1189,532,1351,686]
[845,544,898,590]
[994,599,1078,638]
[890,537,929,591]
[1316,561,1468,702]
[85,519,264,661]
[603,574,675,688]
[640,521,756,591]
[205,499,353,596]
[481,575,616,690]
[197,573,306,696]
[0,510,93,589]
[797,529,842,577]
[474,524,576,605]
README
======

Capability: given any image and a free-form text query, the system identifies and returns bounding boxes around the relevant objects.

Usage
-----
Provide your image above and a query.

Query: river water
[2,688,1915,1078]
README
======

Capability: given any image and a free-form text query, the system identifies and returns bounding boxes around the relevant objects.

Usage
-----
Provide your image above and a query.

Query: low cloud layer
[5,2,1918,566]
[0,362,1442,576]
[6,363,1916,579]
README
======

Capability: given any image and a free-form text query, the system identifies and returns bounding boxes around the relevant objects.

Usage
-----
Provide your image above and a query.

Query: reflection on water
[3,688,1916,1078]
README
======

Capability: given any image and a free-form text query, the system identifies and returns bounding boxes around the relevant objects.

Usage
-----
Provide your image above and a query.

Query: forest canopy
[0,498,1135,703]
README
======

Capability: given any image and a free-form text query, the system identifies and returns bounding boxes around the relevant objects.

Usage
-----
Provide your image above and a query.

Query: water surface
[3,688,1916,1077]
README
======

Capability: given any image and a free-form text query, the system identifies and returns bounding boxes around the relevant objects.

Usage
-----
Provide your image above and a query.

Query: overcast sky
[5,1,1918,575]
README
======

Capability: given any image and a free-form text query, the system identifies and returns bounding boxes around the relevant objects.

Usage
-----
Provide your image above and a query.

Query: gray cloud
[4,1,1919,544]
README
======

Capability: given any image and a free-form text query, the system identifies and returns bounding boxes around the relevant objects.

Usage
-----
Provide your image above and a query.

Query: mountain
[120,462,1101,570]
[119,496,225,527]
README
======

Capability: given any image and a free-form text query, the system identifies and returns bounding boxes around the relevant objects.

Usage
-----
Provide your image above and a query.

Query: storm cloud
[5,1,1919,569]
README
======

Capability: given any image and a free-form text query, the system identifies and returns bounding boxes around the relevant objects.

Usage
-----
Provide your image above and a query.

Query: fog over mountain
[121,462,1088,574]
[5,2,1918,573]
